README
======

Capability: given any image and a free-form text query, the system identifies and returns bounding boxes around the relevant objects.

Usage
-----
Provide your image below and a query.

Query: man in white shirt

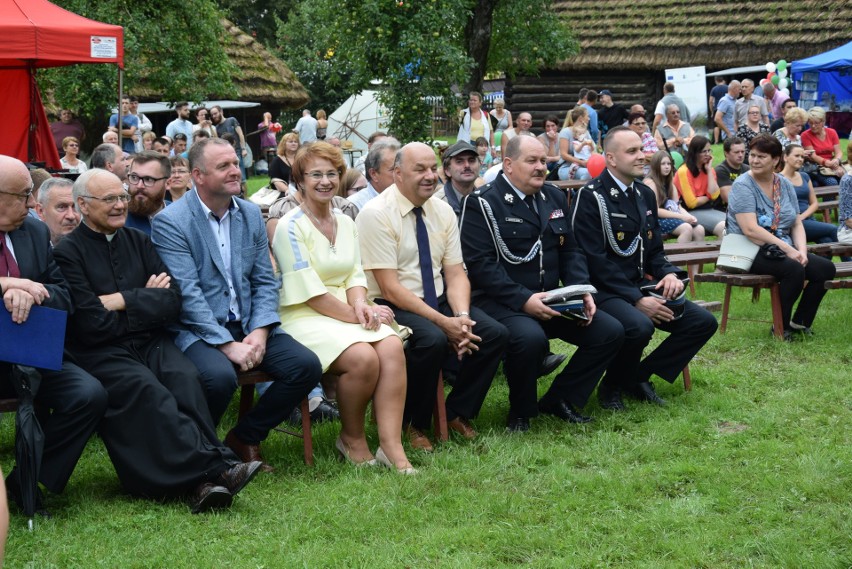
[292,110,318,144]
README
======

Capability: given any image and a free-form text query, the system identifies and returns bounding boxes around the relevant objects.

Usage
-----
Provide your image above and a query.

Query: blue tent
[791,40,852,114]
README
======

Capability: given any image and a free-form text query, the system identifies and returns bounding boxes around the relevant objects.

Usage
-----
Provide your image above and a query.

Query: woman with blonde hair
[644,151,704,243]
[59,137,87,173]
[269,132,300,192]
[557,106,595,181]
[801,106,845,186]
[272,142,414,473]
[316,109,328,141]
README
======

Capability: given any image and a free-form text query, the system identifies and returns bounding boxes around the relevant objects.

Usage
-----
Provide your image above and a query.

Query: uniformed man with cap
[460,135,625,432]
[571,126,717,410]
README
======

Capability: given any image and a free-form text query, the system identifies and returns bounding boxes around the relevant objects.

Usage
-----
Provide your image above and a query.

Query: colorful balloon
[779,78,788,90]
[777,59,787,72]
[778,68,788,79]
[781,88,790,96]
[766,62,777,73]
[771,74,780,86]
[766,72,775,82]
[671,151,684,170]
[586,153,606,177]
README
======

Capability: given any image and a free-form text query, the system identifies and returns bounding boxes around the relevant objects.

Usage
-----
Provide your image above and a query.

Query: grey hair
[37,177,73,207]
[365,137,401,183]
[90,144,119,169]
[71,169,115,213]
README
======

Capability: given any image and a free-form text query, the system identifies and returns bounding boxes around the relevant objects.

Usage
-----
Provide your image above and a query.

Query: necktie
[412,207,438,309]
[625,185,635,199]
[523,194,536,212]
[0,232,21,278]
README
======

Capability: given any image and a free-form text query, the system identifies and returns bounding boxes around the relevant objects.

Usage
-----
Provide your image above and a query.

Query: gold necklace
[300,203,337,253]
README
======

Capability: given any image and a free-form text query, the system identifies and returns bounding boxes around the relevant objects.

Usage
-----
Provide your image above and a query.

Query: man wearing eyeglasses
[151,138,320,472]
[125,151,171,236]
[54,167,262,513]
[0,156,107,517]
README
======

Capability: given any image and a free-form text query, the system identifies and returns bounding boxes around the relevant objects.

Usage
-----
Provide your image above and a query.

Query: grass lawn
[3,278,852,567]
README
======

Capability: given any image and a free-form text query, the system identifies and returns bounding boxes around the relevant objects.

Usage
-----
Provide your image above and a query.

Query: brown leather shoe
[224,430,275,472]
[190,483,232,514]
[217,461,263,497]
[405,425,434,452]
[447,417,477,439]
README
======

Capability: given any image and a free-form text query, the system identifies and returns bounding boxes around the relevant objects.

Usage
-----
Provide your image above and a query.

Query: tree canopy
[278,0,575,141]
[41,0,238,127]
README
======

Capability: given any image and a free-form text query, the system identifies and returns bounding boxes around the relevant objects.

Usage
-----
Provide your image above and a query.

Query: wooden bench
[237,370,314,465]
[813,185,839,200]
[818,200,838,223]
[666,250,721,295]
[663,241,720,255]
[693,271,785,338]
[551,179,587,191]
[825,261,852,289]
[680,300,722,391]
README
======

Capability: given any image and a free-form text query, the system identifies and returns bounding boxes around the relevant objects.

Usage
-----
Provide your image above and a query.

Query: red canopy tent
[0,0,124,169]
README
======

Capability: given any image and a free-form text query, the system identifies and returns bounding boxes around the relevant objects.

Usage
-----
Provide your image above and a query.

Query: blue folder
[0,305,68,371]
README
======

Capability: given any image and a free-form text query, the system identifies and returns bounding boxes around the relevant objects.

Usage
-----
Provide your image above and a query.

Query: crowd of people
[2,83,850,522]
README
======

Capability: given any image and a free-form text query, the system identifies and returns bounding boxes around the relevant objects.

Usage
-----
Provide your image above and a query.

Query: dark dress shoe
[216,461,263,497]
[287,405,302,426]
[626,382,667,406]
[540,353,567,377]
[309,398,340,422]
[506,417,530,432]
[598,384,626,411]
[538,398,593,423]
[224,430,275,472]
[447,417,477,439]
[190,483,232,514]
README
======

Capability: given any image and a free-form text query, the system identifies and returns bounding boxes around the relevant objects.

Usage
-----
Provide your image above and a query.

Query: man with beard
[571,127,718,410]
[34,177,80,246]
[460,136,624,432]
[166,102,195,151]
[53,168,261,513]
[125,151,170,235]
[210,106,248,180]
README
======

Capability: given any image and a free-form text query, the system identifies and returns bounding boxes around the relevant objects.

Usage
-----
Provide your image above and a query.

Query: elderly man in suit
[460,136,624,432]
[152,138,320,471]
[571,127,717,409]
[0,156,107,516]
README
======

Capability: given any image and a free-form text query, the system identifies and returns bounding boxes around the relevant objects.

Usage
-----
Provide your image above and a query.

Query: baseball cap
[600,89,613,97]
[444,141,479,158]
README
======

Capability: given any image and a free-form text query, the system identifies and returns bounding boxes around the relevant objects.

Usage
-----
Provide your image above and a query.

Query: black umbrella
[10,365,44,530]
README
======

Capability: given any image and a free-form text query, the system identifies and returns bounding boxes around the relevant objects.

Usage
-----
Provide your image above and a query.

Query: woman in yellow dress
[272,142,415,474]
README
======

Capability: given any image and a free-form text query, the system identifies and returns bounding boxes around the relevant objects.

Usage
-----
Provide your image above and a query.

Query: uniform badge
[549,209,564,219]
[646,210,653,216]
[559,236,565,246]
[647,230,653,239]
[617,232,625,240]
[504,193,514,204]
[610,188,620,199]
[505,217,523,223]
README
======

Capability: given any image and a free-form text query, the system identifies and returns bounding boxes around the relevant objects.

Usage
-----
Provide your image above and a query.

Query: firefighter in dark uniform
[460,136,624,432]
[571,127,718,409]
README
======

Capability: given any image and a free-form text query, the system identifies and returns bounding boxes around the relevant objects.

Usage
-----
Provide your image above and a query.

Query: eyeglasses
[748,111,761,115]
[170,169,190,175]
[128,173,168,187]
[305,171,339,181]
[66,143,79,148]
[350,185,368,192]
[81,193,130,205]
[0,186,34,202]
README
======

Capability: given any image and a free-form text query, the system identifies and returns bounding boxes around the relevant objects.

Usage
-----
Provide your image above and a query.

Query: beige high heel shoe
[335,437,377,466]
[375,447,418,475]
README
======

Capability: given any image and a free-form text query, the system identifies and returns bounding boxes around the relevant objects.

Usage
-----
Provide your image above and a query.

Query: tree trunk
[463,0,499,95]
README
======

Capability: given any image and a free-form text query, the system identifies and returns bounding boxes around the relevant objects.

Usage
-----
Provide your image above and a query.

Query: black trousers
[751,252,836,329]
[184,327,321,444]
[0,360,107,494]
[379,298,508,430]
[473,297,625,419]
[598,297,718,389]
[73,336,240,499]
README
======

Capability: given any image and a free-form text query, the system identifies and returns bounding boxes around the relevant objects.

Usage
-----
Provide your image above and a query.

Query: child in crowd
[568,122,595,179]
[475,137,492,176]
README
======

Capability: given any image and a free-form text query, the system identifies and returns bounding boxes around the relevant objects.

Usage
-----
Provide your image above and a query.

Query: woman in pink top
[801,106,845,187]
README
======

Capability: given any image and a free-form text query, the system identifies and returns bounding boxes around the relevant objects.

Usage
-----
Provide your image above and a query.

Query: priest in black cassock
[53,168,262,514]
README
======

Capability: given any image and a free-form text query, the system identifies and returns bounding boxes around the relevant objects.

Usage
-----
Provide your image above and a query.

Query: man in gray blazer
[152,138,320,472]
